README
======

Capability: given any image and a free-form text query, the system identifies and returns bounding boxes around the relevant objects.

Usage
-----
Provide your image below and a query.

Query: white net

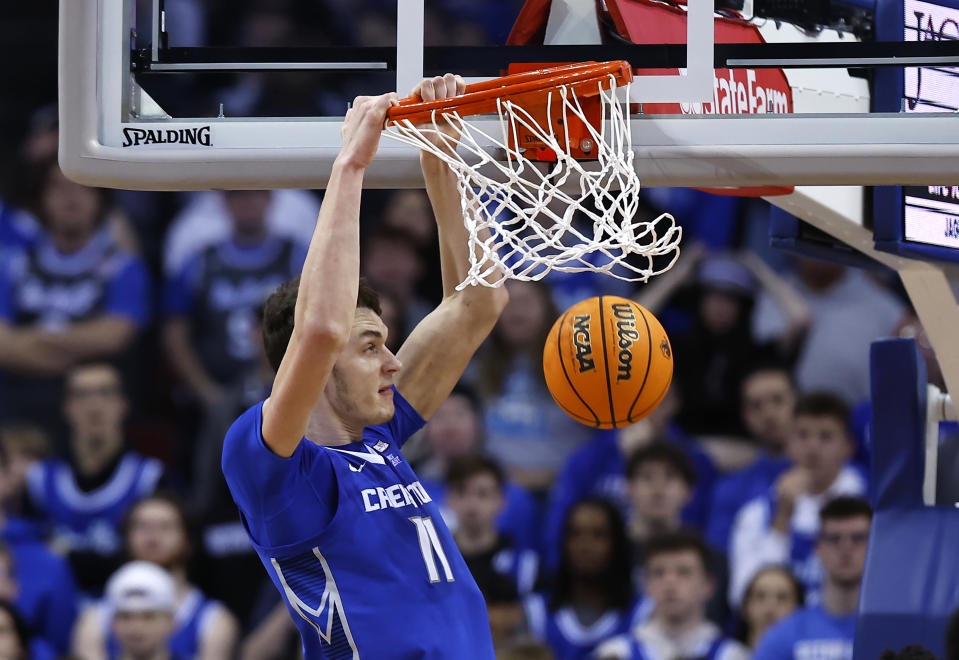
[383,75,681,289]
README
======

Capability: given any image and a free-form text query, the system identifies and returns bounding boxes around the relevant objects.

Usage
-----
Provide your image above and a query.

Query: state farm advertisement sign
[607,0,794,115]
[675,67,791,115]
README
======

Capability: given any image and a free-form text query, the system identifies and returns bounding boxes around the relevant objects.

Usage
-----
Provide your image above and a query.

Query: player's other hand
[413,73,467,103]
[338,92,398,170]
[411,73,467,153]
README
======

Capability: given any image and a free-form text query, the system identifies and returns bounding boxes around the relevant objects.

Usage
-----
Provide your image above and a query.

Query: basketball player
[221,75,509,658]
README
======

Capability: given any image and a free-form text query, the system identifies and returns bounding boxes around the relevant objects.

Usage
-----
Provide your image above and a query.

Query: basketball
[543,296,673,429]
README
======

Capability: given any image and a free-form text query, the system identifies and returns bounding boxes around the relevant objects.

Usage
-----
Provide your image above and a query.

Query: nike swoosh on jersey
[327,446,386,465]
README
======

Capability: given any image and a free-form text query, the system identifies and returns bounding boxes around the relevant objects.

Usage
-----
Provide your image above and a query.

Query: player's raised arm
[262,92,396,457]
[395,75,510,419]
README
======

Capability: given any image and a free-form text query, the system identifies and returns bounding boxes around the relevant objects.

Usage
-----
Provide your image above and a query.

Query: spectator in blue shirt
[447,454,541,597]
[543,389,716,569]
[25,362,166,594]
[0,160,150,428]
[753,497,872,660]
[728,392,867,606]
[707,362,796,553]
[163,189,307,410]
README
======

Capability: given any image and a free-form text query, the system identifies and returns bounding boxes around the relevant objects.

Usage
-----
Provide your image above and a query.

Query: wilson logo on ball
[572,314,595,373]
[611,303,639,382]
[661,337,672,359]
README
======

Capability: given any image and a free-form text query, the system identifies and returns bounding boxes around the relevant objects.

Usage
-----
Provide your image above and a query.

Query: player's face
[645,550,713,623]
[628,461,690,525]
[744,568,800,640]
[425,394,480,457]
[64,366,128,442]
[0,608,24,660]
[817,516,871,587]
[741,371,795,451]
[127,500,189,569]
[787,415,852,489]
[565,505,613,578]
[447,473,503,534]
[328,308,402,428]
[112,610,174,657]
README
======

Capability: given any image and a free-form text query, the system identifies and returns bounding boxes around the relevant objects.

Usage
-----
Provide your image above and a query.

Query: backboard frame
[59,0,959,191]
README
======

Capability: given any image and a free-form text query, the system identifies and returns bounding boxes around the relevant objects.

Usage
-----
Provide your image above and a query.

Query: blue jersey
[107,588,220,660]
[753,605,856,660]
[222,389,494,659]
[524,592,648,660]
[25,452,163,556]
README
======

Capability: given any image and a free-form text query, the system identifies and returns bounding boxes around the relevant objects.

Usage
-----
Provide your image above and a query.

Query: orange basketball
[543,296,673,429]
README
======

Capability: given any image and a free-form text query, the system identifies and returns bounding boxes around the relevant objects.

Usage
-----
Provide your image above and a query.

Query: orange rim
[386,60,633,125]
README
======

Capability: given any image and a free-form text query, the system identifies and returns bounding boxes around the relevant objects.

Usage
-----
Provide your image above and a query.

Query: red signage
[607,0,793,117]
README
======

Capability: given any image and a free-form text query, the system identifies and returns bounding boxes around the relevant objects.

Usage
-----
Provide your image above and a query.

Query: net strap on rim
[383,69,681,289]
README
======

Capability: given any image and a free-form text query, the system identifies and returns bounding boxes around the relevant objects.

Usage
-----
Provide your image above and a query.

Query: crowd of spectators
[0,1,949,659]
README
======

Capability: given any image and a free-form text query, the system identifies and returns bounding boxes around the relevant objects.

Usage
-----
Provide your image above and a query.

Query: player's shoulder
[221,400,267,466]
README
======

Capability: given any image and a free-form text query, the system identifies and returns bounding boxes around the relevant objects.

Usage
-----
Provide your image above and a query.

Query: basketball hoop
[384,61,681,289]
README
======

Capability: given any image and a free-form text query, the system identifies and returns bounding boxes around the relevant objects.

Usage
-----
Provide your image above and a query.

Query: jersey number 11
[409,516,455,583]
